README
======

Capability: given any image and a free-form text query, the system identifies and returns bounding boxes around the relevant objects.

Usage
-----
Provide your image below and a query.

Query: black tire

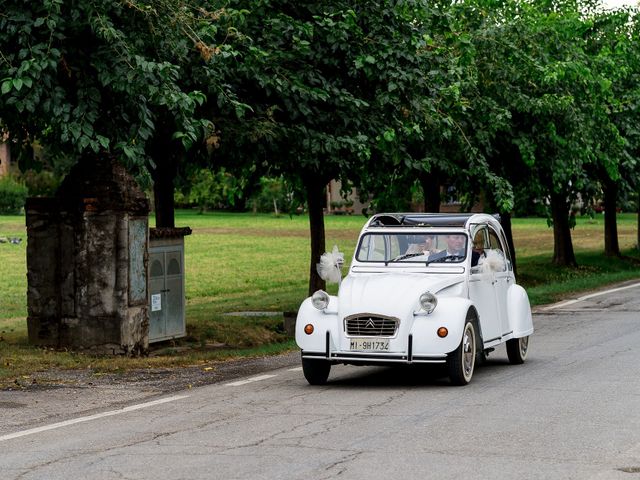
[506,336,529,365]
[302,358,331,385]
[447,319,477,386]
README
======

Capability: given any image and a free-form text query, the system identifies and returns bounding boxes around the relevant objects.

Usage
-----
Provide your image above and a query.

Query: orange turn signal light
[304,324,314,335]
[437,327,448,338]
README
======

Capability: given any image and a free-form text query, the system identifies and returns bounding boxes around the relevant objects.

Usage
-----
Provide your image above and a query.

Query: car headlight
[311,290,330,310]
[419,291,438,314]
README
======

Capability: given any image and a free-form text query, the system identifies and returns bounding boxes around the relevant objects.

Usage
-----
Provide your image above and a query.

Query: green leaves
[1,80,12,95]
[0,0,228,172]
[0,0,638,243]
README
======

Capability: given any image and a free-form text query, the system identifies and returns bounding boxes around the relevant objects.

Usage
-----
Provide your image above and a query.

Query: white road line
[288,367,303,372]
[542,282,640,311]
[0,394,190,443]
[226,374,277,387]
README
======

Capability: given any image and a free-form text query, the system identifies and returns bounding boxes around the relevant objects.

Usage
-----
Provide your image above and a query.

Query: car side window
[472,227,489,250]
[488,228,509,272]
[470,227,489,273]
[497,230,514,271]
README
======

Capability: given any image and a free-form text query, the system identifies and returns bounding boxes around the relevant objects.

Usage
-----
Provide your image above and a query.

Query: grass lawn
[0,210,638,384]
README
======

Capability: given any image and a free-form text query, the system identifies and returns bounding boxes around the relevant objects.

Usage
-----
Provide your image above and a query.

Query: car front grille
[344,314,399,337]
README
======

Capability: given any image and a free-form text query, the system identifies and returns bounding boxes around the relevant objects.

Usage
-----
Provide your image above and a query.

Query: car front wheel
[447,319,476,386]
[506,336,529,364]
[302,358,331,385]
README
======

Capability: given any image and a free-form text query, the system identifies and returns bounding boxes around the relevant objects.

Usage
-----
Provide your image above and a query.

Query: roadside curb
[0,351,300,436]
[532,279,640,313]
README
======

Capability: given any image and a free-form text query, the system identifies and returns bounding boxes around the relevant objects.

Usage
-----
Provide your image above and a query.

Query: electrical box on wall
[148,228,191,343]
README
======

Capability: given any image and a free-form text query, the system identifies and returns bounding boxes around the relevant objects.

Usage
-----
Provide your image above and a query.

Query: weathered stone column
[26,156,150,354]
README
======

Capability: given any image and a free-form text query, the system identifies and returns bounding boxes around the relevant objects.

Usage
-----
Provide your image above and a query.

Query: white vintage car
[296,213,533,386]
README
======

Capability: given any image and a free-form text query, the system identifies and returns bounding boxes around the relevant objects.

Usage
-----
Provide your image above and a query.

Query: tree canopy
[0,0,220,178]
[1,0,639,288]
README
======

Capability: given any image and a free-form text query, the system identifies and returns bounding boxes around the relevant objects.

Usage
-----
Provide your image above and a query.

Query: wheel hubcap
[462,325,475,378]
[519,336,529,357]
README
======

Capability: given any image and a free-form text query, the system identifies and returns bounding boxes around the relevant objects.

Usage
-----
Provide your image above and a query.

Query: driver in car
[426,234,467,262]
[427,234,485,266]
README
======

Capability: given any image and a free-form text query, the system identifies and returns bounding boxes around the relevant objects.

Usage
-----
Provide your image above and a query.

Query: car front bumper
[301,332,448,364]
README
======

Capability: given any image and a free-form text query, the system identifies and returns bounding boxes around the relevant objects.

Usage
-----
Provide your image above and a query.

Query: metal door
[469,273,501,344]
[487,227,512,336]
[149,247,185,342]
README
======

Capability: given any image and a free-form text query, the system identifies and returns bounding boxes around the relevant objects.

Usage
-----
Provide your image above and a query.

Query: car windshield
[356,232,469,263]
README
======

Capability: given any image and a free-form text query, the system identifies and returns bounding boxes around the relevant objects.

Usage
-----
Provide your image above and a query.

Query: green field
[0,211,638,383]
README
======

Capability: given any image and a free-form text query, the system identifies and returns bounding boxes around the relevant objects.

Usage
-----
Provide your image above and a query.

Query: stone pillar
[26,156,150,354]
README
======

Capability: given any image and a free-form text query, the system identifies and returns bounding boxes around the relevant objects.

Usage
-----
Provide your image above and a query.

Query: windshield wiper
[385,252,426,265]
[424,254,465,265]
[385,253,466,267]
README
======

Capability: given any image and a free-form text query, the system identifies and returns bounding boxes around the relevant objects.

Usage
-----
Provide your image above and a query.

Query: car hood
[338,272,465,319]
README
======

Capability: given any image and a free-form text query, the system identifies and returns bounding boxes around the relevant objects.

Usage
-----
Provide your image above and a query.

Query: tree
[578,5,639,257]
[0,0,219,219]
[357,2,515,219]
[462,0,629,266]
[600,6,640,254]
[211,1,445,294]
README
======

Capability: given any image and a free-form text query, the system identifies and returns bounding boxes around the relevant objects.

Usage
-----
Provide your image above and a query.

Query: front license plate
[349,338,390,351]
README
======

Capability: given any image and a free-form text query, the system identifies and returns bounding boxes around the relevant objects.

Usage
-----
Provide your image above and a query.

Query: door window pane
[150,258,164,277]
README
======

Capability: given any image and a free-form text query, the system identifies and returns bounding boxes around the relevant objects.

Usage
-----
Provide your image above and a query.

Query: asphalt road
[1,282,639,480]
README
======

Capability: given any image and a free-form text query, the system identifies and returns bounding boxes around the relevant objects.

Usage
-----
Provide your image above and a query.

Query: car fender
[507,284,534,337]
[295,296,341,353]
[410,297,476,355]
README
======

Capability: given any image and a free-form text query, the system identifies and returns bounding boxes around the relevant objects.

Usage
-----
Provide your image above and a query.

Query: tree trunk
[305,177,327,295]
[419,171,440,213]
[550,191,577,267]
[602,178,620,257]
[500,211,518,277]
[151,158,177,228]
[0,135,11,176]
[149,118,181,228]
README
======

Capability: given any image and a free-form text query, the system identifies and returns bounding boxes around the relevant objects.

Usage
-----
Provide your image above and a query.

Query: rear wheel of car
[506,336,529,364]
[447,319,476,386]
[302,358,331,385]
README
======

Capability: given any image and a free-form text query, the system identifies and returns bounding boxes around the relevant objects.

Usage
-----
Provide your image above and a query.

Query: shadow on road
[323,357,518,388]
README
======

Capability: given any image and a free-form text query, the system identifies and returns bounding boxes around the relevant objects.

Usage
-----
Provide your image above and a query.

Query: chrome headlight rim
[311,290,330,310]
[419,291,438,314]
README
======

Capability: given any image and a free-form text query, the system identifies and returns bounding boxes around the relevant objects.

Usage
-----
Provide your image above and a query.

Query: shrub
[0,176,28,214]
[174,168,241,211]
[246,176,295,214]
[19,169,61,197]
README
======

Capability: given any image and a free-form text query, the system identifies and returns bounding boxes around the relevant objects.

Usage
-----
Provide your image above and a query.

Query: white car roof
[363,213,501,232]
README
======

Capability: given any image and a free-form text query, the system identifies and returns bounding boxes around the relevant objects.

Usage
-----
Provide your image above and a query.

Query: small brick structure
[25,156,150,354]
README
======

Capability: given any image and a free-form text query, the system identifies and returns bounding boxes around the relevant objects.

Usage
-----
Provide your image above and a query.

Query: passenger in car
[406,235,437,255]
[471,232,485,267]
